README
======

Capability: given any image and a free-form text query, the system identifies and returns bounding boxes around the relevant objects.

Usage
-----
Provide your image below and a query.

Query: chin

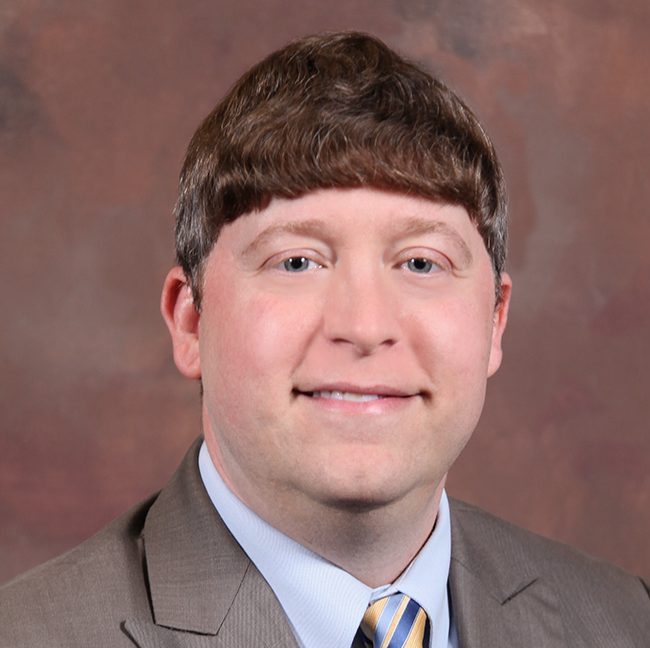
[309,471,420,514]
[318,492,398,514]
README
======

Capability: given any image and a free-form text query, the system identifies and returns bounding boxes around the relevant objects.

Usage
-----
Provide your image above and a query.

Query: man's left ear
[160,266,202,379]
[487,272,512,377]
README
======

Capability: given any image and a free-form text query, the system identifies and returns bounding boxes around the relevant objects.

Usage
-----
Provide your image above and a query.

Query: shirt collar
[198,440,451,648]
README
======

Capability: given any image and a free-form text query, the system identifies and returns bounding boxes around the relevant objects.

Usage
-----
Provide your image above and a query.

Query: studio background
[1,0,648,584]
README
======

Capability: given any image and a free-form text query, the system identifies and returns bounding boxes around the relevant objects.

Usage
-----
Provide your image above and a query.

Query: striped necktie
[359,593,429,648]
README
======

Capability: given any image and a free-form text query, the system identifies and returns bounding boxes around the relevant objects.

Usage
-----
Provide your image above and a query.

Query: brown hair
[175,31,507,307]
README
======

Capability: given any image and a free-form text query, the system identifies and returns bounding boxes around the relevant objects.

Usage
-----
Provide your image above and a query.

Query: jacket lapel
[122,439,299,648]
[448,499,567,648]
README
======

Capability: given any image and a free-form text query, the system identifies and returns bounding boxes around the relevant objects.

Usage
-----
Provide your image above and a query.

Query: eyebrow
[241,219,332,259]
[240,215,474,265]
[394,217,474,266]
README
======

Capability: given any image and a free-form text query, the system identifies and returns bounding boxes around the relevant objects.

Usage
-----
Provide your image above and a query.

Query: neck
[227,470,444,587]
[204,434,446,587]
[279,482,446,587]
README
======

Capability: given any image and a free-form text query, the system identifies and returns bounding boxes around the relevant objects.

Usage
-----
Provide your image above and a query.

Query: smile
[310,390,386,402]
[294,386,419,415]
[294,384,421,403]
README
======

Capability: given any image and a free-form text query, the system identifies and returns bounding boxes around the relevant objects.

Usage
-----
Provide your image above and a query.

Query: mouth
[306,390,389,402]
[293,384,423,403]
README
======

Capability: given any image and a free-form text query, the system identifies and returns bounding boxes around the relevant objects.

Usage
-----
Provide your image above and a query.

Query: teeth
[311,390,383,402]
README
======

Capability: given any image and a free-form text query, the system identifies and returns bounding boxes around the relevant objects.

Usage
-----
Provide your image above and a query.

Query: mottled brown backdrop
[1,0,649,584]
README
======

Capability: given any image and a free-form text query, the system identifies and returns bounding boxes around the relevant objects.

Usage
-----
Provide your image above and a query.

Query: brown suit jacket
[1,440,649,647]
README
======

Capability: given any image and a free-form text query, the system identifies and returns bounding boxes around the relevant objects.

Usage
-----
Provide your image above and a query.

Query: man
[1,32,648,648]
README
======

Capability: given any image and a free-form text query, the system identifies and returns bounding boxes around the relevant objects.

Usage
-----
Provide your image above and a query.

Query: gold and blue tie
[360,593,429,648]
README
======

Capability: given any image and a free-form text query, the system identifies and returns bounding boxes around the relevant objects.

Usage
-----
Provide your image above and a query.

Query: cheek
[201,289,316,391]
[409,295,495,383]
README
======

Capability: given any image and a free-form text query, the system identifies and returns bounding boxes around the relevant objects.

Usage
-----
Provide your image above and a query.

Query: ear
[161,266,201,379]
[487,272,512,377]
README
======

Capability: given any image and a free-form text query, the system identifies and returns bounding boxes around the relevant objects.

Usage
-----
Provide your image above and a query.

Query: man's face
[177,187,509,515]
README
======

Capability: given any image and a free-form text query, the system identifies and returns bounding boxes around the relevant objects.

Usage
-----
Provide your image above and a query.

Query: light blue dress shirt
[199,441,458,648]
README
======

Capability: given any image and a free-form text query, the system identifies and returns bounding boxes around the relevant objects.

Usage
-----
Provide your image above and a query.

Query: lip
[292,382,424,414]
[294,382,420,398]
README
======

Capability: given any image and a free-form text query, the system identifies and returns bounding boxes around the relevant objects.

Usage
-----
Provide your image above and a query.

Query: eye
[402,257,442,274]
[280,256,321,272]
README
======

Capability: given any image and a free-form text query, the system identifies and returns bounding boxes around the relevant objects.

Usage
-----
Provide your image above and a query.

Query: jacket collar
[449,498,539,603]
[448,498,566,647]
[123,439,299,648]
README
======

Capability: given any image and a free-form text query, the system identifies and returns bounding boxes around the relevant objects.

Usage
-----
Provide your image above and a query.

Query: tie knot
[360,593,428,648]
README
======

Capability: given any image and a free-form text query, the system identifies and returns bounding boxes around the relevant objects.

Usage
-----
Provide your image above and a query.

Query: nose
[322,264,400,355]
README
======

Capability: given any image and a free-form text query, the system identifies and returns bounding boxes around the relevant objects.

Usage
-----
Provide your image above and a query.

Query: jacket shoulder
[0,494,157,647]
[449,498,650,643]
[450,497,647,584]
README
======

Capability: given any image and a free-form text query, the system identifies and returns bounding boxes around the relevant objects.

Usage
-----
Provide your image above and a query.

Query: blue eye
[404,258,439,273]
[281,256,319,272]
